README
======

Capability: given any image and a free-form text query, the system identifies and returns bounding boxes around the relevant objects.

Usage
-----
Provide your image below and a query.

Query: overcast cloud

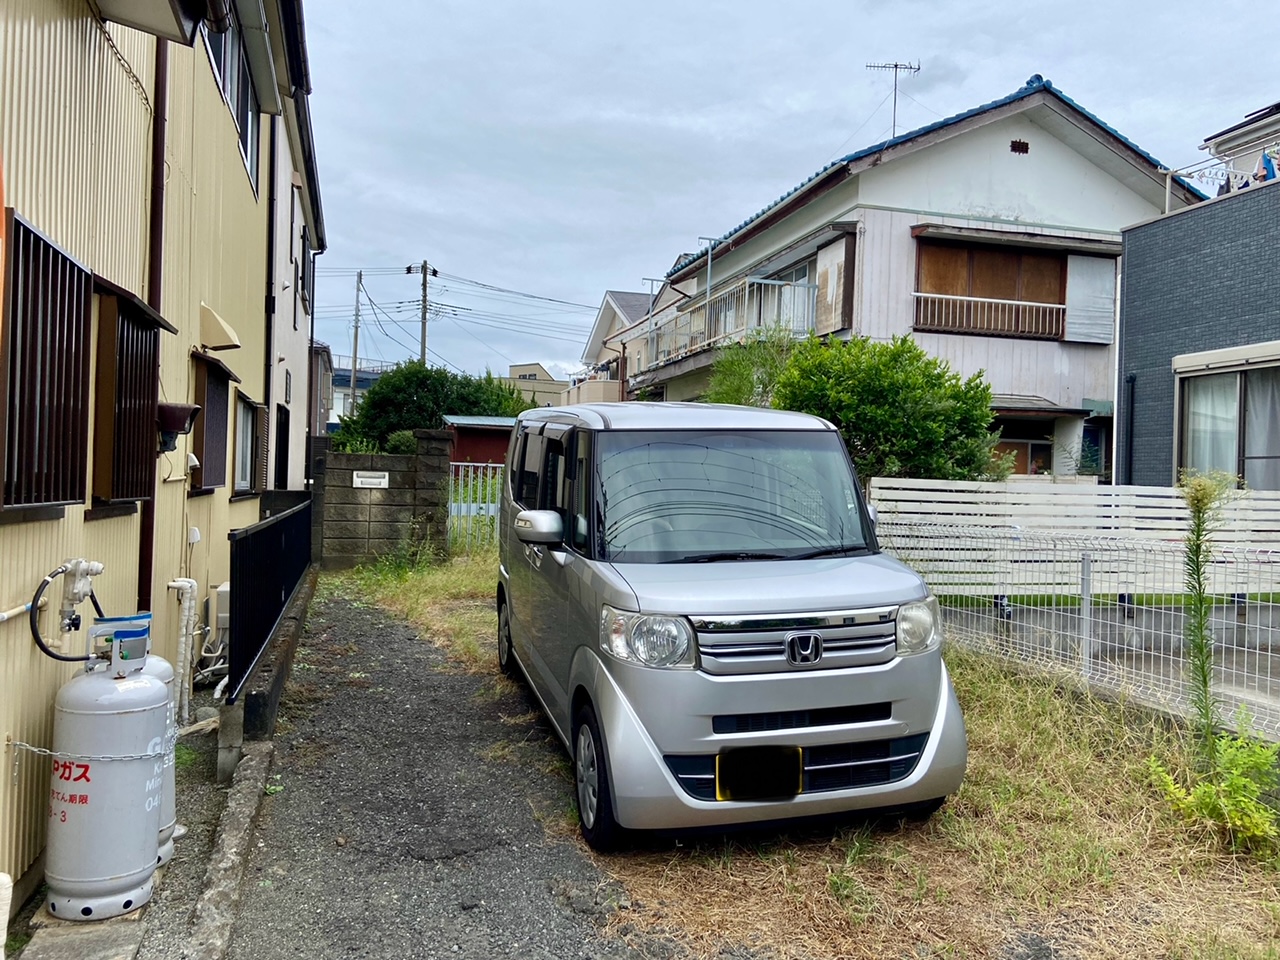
[305,0,1276,380]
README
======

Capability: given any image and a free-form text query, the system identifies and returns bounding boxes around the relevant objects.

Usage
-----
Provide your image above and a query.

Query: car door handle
[528,544,544,569]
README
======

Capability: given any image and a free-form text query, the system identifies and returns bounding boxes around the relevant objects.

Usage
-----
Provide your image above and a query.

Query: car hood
[610,552,927,616]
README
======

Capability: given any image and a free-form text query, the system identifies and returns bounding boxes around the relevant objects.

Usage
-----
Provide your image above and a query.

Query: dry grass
[332,547,500,675]
[330,554,1280,959]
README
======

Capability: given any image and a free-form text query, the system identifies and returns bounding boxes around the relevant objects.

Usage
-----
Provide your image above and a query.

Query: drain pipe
[167,579,198,725]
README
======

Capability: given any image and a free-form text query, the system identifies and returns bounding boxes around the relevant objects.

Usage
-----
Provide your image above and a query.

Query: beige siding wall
[0,2,272,888]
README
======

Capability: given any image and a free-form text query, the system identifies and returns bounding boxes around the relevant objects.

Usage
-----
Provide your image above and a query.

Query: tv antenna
[866,61,920,137]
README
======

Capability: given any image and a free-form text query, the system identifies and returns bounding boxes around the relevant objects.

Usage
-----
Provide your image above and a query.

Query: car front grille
[712,702,892,734]
[664,732,929,801]
[691,606,898,676]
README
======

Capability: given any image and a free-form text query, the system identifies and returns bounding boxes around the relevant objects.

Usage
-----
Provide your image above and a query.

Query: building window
[191,354,235,490]
[234,393,267,494]
[1,211,92,507]
[300,225,313,310]
[92,292,166,502]
[203,21,259,188]
[914,240,1066,340]
[1180,367,1280,490]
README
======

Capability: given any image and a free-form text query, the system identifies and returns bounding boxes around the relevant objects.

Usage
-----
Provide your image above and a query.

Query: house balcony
[637,277,819,373]
[912,292,1066,341]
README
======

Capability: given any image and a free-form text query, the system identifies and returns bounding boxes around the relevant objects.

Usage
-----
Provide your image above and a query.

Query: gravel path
[223,595,686,960]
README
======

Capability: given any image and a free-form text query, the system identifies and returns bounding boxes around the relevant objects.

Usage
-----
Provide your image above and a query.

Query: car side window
[569,431,593,554]
[541,437,565,516]
[516,431,544,508]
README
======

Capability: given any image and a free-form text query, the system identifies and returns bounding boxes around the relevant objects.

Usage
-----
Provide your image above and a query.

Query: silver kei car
[496,402,966,850]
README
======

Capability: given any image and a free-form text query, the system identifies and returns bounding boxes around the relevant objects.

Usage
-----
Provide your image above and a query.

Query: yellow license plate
[715,745,803,802]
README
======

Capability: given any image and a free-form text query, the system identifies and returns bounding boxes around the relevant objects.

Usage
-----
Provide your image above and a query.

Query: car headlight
[896,596,943,656]
[600,604,695,668]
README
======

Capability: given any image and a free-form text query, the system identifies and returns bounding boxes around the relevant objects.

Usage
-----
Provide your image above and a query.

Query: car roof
[517,402,837,432]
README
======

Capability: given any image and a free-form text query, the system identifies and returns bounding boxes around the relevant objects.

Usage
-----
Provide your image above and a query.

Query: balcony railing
[643,278,818,370]
[913,292,1065,340]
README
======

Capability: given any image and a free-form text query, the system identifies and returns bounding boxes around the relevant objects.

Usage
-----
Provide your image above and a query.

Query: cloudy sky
[305,0,1275,380]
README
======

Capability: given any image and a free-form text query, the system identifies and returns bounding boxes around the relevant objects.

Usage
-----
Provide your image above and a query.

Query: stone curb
[180,742,274,960]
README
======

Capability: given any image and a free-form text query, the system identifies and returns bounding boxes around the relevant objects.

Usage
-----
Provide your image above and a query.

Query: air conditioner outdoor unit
[196,582,231,681]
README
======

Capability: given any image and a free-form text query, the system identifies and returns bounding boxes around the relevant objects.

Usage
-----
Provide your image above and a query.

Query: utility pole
[866,60,920,137]
[349,269,362,415]
[406,260,436,364]
[419,259,429,364]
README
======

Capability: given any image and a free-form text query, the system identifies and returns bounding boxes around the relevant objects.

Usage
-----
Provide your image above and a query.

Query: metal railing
[877,520,1280,739]
[912,291,1066,340]
[648,278,818,368]
[226,499,312,703]
[449,463,503,552]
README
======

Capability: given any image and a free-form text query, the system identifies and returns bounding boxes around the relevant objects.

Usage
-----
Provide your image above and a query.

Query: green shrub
[1149,734,1280,851]
[331,433,381,454]
[384,429,417,455]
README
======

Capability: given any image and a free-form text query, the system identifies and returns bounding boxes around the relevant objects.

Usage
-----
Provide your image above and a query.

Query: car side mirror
[867,503,878,529]
[514,509,564,545]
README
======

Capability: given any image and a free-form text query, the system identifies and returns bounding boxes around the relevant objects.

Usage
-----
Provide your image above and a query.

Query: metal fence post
[1080,551,1093,676]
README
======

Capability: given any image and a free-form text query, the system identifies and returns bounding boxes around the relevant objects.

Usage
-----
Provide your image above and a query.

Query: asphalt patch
[222,596,686,960]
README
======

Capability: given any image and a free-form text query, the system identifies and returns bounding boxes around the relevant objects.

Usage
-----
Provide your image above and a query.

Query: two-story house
[616,75,1203,476]
[0,0,324,909]
[1117,104,1280,488]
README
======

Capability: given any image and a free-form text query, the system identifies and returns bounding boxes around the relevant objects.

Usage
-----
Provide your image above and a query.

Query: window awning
[1173,339,1280,374]
[93,275,178,334]
[911,223,1121,256]
[200,302,242,351]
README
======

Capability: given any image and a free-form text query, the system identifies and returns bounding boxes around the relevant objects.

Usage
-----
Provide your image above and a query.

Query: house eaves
[667,74,1206,283]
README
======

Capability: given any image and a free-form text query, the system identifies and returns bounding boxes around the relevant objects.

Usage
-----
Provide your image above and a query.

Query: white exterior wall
[856,114,1162,229]
[855,207,1117,407]
[266,121,312,488]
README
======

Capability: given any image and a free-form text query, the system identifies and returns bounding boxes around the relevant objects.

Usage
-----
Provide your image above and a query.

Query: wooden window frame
[0,210,92,509]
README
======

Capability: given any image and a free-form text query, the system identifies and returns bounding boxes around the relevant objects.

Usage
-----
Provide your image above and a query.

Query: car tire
[573,704,623,852]
[497,601,517,679]
[900,796,946,822]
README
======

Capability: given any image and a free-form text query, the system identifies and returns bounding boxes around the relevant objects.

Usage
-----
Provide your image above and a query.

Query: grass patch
[174,743,199,770]
[338,551,1280,958]
[324,547,498,673]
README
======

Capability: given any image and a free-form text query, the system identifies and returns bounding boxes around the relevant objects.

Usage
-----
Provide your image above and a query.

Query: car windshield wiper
[789,545,872,560]
[662,551,788,564]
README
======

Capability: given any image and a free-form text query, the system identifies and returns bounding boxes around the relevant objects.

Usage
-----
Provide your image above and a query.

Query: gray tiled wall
[1118,181,1280,486]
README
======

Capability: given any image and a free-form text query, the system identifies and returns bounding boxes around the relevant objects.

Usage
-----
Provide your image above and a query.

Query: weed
[264,774,285,796]
[174,743,199,770]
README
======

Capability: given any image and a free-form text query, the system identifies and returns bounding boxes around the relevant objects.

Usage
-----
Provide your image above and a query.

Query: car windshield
[595,429,873,564]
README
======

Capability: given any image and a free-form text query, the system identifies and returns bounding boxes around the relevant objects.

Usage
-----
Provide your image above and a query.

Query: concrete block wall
[315,429,451,569]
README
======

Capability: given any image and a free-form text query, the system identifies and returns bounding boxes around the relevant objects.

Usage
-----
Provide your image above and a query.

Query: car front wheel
[573,703,622,852]
[497,601,517,678]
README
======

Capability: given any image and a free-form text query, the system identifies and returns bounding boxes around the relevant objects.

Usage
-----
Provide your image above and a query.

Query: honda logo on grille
[786,631,823,665]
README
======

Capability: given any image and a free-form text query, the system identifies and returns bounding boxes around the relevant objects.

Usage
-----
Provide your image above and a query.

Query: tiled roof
[667,75,1206,278]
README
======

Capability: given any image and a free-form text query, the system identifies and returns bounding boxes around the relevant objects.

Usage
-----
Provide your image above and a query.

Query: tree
[772,335,1001,482]
[343,362,531,447]
[704,325,795,408]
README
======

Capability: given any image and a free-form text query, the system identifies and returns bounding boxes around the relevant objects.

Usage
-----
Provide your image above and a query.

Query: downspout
[138,37,169,614]
[205,0,232,33]
[1124,373,1136,485]
[264,116,278,485]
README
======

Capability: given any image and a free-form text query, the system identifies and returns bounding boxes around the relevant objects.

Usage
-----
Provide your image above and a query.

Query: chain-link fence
[877,521,1280,740]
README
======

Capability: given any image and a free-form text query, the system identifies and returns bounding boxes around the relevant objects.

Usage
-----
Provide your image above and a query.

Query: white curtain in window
[1184,372,1238,476]
[1245,366,1280,491]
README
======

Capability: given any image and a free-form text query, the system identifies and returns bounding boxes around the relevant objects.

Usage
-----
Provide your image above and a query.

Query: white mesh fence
[877,521,1280,740]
